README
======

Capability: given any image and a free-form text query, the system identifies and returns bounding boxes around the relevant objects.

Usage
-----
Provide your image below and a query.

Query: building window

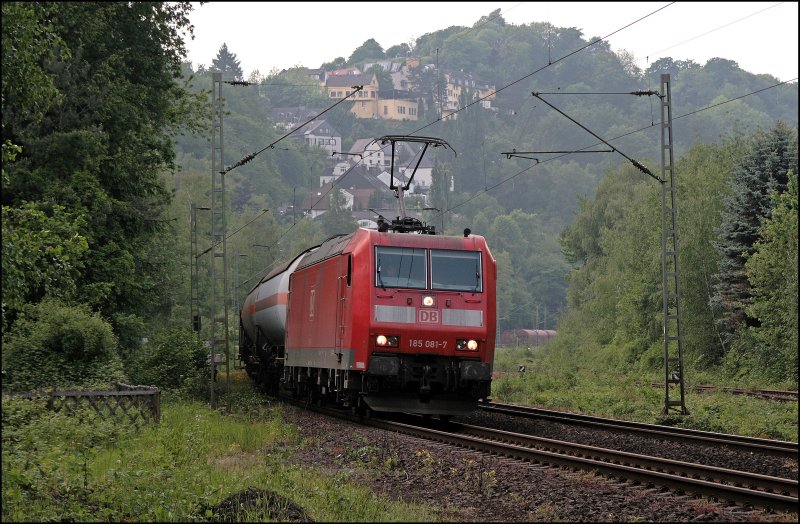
[371,91,376,98]
[384,105,388,115]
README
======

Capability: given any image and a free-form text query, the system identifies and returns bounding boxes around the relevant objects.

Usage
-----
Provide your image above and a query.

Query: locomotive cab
[362,228,496,416]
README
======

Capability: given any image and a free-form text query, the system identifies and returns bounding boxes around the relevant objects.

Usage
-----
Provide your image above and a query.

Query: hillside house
[303,165,394,218]
[439,70,496,120]
[292,119,341,157]
[326,73,378,100]
[349,138,386,169]
[326,73,418,121]
[270,106,319,130]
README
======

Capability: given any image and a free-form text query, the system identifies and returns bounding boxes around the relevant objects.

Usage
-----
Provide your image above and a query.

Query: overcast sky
[185,2,798,82]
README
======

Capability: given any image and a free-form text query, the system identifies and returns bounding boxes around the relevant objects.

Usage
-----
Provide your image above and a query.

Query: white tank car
[240,248,316,346]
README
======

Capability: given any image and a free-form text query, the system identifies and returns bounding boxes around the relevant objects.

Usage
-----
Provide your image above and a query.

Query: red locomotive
[239,136,497,416]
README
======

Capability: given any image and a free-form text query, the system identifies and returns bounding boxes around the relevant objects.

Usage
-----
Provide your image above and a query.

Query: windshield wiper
[377,258,386,291]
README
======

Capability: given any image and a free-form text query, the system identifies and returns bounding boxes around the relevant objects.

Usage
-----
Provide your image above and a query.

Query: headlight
[422,295,435,307]
[375,335,399,347]
[456,339,479,351]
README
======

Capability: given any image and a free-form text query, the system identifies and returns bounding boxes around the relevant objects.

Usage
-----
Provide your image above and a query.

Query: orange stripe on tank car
[254,292,288,311]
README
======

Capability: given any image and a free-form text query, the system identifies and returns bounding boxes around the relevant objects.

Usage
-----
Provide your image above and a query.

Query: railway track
[479,401,799,458]
[286,398,798,513]
[649,383,799,402]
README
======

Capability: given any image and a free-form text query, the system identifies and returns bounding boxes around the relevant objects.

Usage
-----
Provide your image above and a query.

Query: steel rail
[456,422,797,497]
[364,417,799,513]
[282,397,798,512]
[479,401,799,457]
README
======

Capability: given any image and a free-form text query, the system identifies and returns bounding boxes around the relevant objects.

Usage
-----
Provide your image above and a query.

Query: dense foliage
[742,170,798,383]
[1,2,204,335]
[126,328,208,393]
[2,299,125,392]
[710,123,797,348]
[555,125,797,387]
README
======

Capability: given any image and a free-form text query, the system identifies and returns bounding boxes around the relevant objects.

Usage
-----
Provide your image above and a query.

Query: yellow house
[440,71,496,120]
[378,98,419,121]
[327,73,418,121]
[327,73,379,105]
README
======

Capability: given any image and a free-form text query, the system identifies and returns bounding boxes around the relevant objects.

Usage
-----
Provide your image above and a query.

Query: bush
[127,327,206,392]
[2,299,126,392]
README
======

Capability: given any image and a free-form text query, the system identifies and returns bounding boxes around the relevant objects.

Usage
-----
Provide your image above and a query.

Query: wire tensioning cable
[221,85,364,175]
[531,92,660,181]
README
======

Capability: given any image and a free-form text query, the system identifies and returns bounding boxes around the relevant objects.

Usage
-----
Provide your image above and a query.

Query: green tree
[211,42,244,80]
[348,38,384,65]
[385,43,410,58]
[673,137,748,365]
[2,2,204,329]
[366,64,393,91]
[127,327,206,390]
[406,62,437,121]
[744,171,798,385]
[1,2,66,131]
[710,122,798,348]
[320,189,358,237]
[321,56,347,71]
[558,164,659,364]
[1,203,88,331]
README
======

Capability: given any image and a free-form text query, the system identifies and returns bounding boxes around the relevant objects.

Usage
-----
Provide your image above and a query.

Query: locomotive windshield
[375,246,482,292]
[430,249,482,292]
[376,247,427,289]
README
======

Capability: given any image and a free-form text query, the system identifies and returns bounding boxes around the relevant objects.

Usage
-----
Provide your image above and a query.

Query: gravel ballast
[282,404,798,522]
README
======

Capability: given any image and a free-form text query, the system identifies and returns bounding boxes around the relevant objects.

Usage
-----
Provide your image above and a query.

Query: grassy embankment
[2,371,438,522]
[4,353,796,522]
[491,345,798,442]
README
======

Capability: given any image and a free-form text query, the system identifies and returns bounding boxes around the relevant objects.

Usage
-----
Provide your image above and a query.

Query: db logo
[418,309,440,323]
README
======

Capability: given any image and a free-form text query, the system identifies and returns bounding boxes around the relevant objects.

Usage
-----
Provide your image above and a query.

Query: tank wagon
[499,329,557,347]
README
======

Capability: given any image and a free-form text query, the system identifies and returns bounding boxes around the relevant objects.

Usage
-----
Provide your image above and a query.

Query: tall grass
[2,371,439,522]
[491,346,798,442]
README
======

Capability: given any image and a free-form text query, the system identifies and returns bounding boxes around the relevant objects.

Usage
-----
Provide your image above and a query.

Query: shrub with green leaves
[2,299,126,392]
[126,327,206,392]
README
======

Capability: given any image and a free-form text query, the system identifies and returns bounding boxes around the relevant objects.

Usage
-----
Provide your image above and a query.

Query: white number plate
[409,339,448,349]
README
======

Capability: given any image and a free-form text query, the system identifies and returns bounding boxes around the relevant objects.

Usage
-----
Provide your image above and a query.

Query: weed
[534,502,564,521]
[414,448,437,475]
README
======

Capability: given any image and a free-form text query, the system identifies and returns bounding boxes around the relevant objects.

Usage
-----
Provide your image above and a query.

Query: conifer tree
[710,122,798,349]
[212,42,244,80]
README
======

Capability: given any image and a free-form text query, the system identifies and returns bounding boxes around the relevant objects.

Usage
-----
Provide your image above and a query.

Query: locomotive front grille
[441,309,483,327]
